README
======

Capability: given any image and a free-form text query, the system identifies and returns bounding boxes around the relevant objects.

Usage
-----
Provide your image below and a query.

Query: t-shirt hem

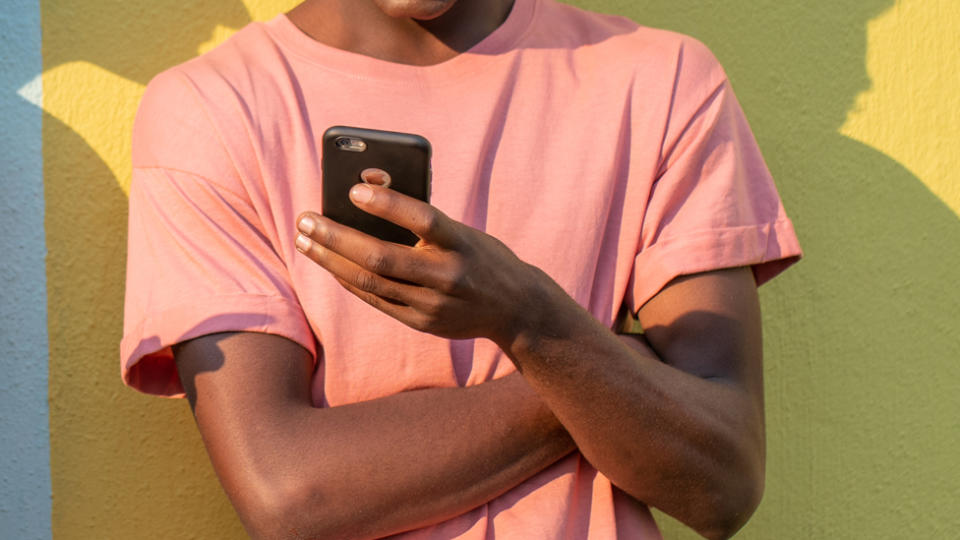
[120,294,317,397]
[629,218,802,312]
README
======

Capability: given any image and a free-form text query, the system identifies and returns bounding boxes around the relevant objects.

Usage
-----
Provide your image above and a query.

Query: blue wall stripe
[0,1,51,538]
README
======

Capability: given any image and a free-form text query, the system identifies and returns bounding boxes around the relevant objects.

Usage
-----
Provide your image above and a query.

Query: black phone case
[322,126,432,246]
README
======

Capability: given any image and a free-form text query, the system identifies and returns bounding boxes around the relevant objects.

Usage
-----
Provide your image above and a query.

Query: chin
[372,0,459,20]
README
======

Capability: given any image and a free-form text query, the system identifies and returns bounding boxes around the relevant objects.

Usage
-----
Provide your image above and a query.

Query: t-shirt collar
[264,0,538,83]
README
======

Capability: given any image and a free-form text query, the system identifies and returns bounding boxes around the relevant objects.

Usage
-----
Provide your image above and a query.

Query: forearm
[291,187,765,538]
[499,278,764,539]
[205,371,574,539]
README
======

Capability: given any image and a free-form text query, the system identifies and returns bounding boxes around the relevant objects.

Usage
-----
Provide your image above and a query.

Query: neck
[287,0,515,66]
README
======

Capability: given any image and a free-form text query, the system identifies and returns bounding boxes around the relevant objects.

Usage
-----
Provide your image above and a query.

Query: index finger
[349,183,458,247]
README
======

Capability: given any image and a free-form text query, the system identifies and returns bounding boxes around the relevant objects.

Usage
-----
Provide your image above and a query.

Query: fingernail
[295,234,312,253]
[350,184,373,204]
[298,216,316,235]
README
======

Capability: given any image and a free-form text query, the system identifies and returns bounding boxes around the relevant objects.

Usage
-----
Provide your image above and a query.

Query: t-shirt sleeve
[628,38,802,312]
[120,70,315,397]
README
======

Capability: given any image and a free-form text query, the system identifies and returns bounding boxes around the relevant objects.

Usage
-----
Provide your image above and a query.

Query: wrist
[492,266,583,364]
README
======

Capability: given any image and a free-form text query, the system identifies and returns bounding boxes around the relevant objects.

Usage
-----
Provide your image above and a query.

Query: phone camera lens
[335,137,367,152]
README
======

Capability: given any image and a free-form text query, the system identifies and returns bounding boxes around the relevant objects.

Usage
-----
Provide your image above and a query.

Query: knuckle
[440,263,470,295]
[354,270,380,294]
[409,312,433,333]
[362,249,392,274]
[419,211,443,238]
[451,271,471,295]
[319,224,339,249]
[421,294,445,319]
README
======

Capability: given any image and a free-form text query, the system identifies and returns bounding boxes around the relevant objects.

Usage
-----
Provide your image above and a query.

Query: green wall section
[39,1,958,538]
[574,1,960,537]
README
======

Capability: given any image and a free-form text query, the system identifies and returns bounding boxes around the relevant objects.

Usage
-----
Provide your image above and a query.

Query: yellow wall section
[43,0,960,538]
[841,0,960,215]
[43,2,296,538]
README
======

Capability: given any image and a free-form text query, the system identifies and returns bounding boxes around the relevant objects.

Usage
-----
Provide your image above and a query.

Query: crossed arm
[175,182,766,539]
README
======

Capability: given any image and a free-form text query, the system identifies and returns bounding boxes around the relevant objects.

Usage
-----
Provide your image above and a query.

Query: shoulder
[527,0,640,44]
[132,20,285,177]
[526,0,727,88]
[136,19,279,112]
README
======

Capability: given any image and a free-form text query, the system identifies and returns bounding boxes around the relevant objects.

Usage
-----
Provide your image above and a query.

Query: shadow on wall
[40,1,253,538]
[572,0,960,537]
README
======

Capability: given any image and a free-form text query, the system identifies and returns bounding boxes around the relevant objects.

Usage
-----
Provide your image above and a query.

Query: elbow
[613,453,764,540]
[232,479,312,539]
[234,474,375,540]
[694,466,765,540]
[228,473,334,540]
[695,402,767,539]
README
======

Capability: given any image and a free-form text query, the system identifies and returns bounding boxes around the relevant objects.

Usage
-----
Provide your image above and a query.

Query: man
[121,0,802,538]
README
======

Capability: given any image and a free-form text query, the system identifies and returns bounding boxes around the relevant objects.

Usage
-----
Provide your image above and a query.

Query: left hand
[295,182,556,346]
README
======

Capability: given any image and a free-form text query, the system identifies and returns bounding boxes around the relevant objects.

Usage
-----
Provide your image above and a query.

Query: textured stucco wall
[17,0,959,538]
[40,4,293,537]
[592,1,960,537]
[0,1,50,538]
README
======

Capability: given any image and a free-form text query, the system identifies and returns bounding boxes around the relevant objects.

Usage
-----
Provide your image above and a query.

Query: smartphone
[322,126,432,246]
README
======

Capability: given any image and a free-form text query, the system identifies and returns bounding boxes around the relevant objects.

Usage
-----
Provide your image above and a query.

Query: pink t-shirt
[122,0,801,537]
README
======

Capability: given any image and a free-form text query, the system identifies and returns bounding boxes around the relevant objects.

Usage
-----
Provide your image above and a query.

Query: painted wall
[2,0,956,537]
[0,1,49,538]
